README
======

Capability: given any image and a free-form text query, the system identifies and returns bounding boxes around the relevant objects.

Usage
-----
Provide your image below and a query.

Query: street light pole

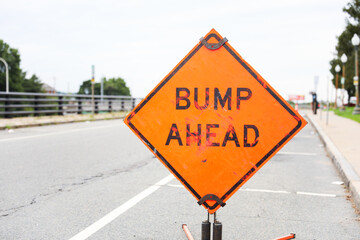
[91,65,95,115]
[0,57,9,93]
[341,54,347,111]
[352,34,360,114]
[335,64,341,109]
[326,75,330,125]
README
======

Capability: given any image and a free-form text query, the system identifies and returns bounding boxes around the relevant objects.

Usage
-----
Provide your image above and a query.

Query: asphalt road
[0,117,359,239]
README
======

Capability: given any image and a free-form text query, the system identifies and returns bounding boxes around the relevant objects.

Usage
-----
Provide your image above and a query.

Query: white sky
[0,0,347,101]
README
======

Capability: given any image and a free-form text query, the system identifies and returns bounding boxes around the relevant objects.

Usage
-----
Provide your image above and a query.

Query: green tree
[0,40,24,92]
[22,74,44,93]
[78,77,131,96]
[330,0,360,102]
[78,80,101,95]
[104,77,130,96]
[0,39,43,92]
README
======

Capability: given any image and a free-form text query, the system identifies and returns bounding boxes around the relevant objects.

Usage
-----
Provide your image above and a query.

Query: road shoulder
[306,110,360,211]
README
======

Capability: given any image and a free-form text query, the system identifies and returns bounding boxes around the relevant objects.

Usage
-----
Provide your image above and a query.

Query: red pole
[273,233,296,240]
[182,224,195,240]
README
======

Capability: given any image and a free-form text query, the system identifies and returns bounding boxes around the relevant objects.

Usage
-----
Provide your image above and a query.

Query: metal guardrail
[0,91,142,118]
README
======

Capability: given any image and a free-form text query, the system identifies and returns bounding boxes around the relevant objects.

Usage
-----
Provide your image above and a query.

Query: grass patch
[333,107,360,123]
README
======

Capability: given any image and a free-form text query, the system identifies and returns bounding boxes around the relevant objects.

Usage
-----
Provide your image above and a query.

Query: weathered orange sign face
[125,29,307,213]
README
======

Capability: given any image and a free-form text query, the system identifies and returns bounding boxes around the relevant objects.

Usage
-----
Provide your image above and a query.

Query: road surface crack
[0,197,37,218]
[0,158,152,218]
[66,159,152,188]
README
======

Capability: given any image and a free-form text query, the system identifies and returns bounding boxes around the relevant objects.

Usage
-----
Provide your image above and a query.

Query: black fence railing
[0,92,142,118]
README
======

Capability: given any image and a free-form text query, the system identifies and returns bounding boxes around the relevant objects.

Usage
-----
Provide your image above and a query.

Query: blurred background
[0,0,350,103]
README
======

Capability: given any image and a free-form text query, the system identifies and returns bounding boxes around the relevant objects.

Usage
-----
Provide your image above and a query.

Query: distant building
[41,83,56,94]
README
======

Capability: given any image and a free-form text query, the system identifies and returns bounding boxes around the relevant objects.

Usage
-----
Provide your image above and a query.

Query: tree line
[0,40,43,92]
[0,39,130,96]
[330,0,360,102]
[77,77,130,96]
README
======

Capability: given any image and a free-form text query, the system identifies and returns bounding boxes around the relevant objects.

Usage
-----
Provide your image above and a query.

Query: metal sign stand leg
[213,212,222,240]
[201,212,210,240]
[200,212,222,240]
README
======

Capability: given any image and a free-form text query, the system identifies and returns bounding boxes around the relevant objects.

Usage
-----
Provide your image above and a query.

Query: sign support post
[200,212,222,240]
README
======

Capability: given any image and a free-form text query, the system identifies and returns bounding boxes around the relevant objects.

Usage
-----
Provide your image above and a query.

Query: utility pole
[101,76,104,102]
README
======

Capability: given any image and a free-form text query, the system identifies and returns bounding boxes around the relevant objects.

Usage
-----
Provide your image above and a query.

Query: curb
[0,117,124,130]
[305,113,360,211]
[0,113,128,130]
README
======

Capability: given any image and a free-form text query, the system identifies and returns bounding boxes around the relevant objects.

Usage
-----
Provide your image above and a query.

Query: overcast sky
[0,0,348,101]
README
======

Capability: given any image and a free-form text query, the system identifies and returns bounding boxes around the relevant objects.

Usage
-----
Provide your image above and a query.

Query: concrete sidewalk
[0,112,128,130]
[305,109,360,210]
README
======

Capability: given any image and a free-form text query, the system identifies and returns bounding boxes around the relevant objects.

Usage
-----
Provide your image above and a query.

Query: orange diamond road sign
[125,29,307,213]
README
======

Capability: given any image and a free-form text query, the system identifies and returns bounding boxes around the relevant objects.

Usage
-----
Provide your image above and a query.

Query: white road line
[167,184,184,188]
[241,189,337,197]
[277,151,317,156]
[296,192,337,197]
[239,188,290,194]
[0,124,123,142]
[166,185,338,198]
[332,181,344,185]
[69,174,174,240]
